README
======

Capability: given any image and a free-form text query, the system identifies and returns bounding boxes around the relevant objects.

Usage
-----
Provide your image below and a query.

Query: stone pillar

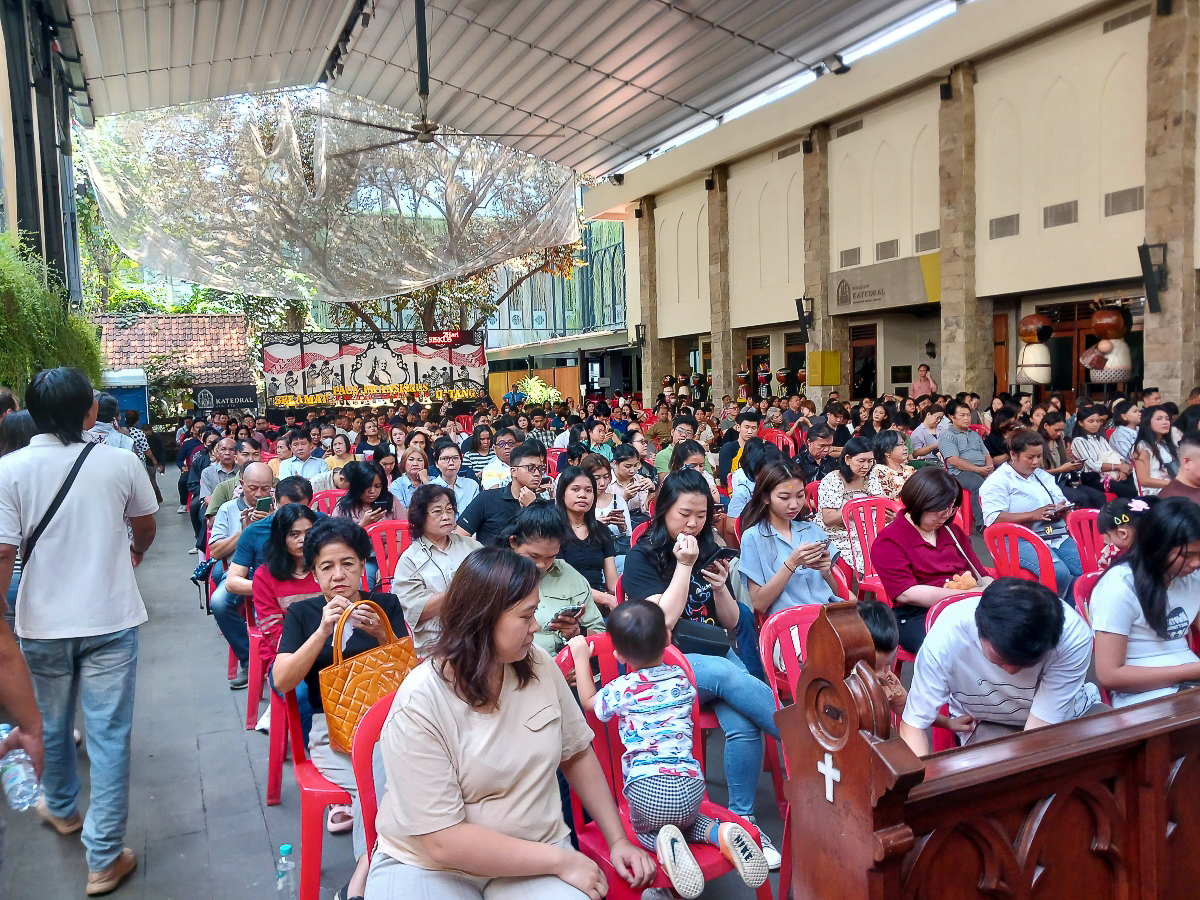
[804,124,849,402]
[938,62,992,396]
[708,165,737,400]
[1143,0,1200,400]
[637,196,674,400]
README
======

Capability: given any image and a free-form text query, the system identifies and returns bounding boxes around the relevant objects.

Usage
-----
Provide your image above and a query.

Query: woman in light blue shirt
[738,460,839,617]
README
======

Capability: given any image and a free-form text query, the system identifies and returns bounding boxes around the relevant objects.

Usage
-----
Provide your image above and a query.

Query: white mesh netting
[77,87,580,303]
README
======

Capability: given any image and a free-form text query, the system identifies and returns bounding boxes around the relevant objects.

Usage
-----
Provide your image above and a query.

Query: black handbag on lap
[672,618,734,656]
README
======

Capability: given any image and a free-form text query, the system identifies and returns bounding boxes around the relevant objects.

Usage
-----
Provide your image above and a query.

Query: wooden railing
[776,602,1200,900]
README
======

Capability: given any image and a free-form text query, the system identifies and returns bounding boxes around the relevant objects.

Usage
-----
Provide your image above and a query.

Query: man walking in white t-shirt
[0,368,158,895]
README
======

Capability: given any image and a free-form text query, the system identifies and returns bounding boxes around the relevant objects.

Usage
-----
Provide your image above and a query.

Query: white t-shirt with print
[1089,562,1200,708]
[902,595,1097,729]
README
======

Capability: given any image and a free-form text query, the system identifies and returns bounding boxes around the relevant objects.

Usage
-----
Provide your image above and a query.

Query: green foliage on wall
[0,235,104,392]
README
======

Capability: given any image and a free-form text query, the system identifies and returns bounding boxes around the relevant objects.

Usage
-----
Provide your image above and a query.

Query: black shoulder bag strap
[23,442,96,563]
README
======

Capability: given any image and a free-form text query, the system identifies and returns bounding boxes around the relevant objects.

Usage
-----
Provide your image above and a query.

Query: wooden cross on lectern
[774,602,926,900]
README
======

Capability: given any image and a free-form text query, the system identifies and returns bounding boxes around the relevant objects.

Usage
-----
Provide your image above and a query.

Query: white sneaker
[717,822,768,887]
[176,505,186,514]
[746,817,782,870]
[255,706,270,733]
[187,547,198,555]
[641,890,674,900]
[656,824,704,899]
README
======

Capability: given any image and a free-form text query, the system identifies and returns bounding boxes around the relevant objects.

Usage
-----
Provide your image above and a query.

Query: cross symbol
[817,752,841,803]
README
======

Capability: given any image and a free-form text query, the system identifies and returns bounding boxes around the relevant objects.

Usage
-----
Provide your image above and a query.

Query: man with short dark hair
[456,440,546,545]
[86,393,136,453]
[653,415,698,475]
[0,367,157,893]
[1158,430,1200,503]
[528,409,556,447]
[782,395,804,429]
[481,427,521,490]
[205,439,265,518]
[898,579,1099,756]
[278,430,325,479]
[718,408,761,482]
[794,423,837,484]
[821,402,853,455]
[1142,387,1162,407]
[938,399,993,525]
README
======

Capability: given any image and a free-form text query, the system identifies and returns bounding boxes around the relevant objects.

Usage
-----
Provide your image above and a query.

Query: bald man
[208,461,276,688]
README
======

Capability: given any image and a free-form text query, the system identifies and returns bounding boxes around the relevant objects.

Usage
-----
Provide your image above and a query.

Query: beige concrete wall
[975,8,1149,297]
[727,147,805,329]
[653,181,709,339]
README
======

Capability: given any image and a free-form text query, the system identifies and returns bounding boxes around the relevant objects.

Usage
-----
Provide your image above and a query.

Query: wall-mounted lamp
[925,339,937,359]
[939,76,953,101]
[634,323,646,348]
[609,173,624,186]
[704,175,715,191]
[1138,241,1168,314]
[795,296,814,343]
[633,207,643,219]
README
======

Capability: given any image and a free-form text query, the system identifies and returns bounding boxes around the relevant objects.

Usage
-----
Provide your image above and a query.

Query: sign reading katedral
[829,254,941,315]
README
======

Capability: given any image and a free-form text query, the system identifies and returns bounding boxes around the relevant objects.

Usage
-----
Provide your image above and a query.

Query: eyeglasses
[427,506,455,518]
[514,464,548,475]
[495,440,516,448]
[438,455,460,463]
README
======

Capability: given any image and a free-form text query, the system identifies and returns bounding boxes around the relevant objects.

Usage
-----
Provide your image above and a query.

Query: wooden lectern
[776,602,1200,899]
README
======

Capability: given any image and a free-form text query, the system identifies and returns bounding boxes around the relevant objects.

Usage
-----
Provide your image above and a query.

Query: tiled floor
[0,474,785,899]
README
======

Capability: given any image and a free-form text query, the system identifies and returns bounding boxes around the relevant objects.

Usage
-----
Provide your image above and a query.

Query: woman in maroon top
[870,467,993,653]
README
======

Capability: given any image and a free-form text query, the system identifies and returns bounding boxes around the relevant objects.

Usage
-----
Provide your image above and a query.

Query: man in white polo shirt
[898,578,1101,756]
[0,367,157,895]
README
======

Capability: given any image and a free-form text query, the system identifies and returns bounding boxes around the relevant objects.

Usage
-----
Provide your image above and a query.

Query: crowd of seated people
[140,381,1200,899]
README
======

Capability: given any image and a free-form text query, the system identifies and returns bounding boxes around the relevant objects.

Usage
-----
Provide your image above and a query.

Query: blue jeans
[20,628,138,871]
[3,567,18,629]
[732,602,767,683]
[1017,536,1082,599]
[210,581,248,666]
[687,650,779,818]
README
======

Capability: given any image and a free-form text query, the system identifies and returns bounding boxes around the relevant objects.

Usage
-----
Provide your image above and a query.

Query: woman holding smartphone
[555,465,619,611]
[580,453,632,541]
[333,460,406,588]
[738,461,839,616]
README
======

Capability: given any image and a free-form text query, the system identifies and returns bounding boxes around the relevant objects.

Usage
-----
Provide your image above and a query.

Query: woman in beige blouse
[365,547,655,900]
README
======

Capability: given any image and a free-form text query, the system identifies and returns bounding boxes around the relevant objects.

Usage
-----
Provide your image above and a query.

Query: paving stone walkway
[0,473,784,899]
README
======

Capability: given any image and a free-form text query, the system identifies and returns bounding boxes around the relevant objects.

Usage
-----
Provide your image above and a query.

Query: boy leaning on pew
[856,599,975,737]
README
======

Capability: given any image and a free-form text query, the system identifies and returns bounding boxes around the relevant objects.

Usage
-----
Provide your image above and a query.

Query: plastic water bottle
[0,724,42,811]
[275,844,297,899]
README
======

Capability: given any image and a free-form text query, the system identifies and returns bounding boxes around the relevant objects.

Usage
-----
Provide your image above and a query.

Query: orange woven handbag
[318,598,419,753]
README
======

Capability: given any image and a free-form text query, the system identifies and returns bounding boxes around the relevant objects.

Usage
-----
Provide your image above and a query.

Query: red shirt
[252,569,321,666]
[870,514,986,605]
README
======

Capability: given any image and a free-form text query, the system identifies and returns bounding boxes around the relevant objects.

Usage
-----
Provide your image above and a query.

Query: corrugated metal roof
[65,0,937,176]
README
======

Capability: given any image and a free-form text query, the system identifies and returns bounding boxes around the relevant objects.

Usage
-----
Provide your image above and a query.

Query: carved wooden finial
[776,602,926,900]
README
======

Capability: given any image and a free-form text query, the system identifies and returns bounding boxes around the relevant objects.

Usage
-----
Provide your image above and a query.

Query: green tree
[0,234,103,391]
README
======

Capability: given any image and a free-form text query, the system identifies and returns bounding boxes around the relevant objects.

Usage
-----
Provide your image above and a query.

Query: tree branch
[339,301,386,337]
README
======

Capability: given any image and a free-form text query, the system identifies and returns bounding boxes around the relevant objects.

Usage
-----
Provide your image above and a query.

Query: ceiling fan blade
[328,136,418,158]
[467,130,565,138]
[321,113,420,136]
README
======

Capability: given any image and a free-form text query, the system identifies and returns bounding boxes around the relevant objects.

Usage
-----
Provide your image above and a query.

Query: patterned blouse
[867,463,914,502]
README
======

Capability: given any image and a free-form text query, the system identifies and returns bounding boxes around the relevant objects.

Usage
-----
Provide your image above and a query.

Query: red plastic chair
[352,691,397,864]
[841,497,901,602]
[283,691,352,900]
[267,689,286,807]
[311,489,342,514]
[804,481,820,513]
[952,490,974,536]
[1072,570,1103,626]
[629,521,650,546]
[243,601,267,730]
[555,635,774,900]
[968,424,990,438]
[546,447,565,476]
[366,520,412,592]
[733,515,743,540]
[1066,508,1103,574]
[983,522,1058,592]
[924,592,978,752]
[455,414,473,432]
[614,575,624,605]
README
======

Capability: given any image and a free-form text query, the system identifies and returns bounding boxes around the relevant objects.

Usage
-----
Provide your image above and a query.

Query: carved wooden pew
[776,601,1200,900]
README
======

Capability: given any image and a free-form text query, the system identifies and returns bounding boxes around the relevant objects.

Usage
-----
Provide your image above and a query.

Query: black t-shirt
[622,543,726,627]
[560,530,616,591]
[277,592,408,714]
[984,432,1008,459]
[832,424,853,448]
